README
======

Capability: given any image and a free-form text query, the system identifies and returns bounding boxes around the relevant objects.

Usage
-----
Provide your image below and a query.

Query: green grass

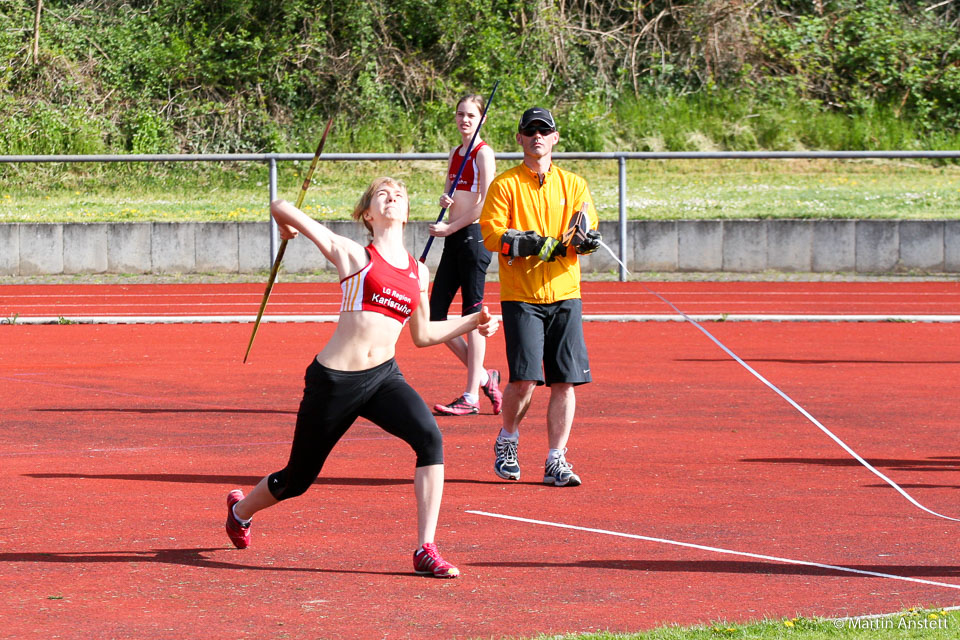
[511,608,959,640]
[0,158,958,224]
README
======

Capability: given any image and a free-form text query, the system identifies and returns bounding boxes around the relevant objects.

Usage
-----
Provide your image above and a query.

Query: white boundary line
[7,313,960,325]
[467,510,960,592]
[0,433,393,458]
[5,315,342,324]
[584,314,960,323]
[4,289,958,299]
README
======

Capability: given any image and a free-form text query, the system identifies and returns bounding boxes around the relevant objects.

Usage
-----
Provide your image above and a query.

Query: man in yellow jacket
[479,106,602,487]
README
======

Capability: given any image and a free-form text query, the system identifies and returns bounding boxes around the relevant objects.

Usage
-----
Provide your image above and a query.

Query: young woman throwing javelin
[429,94,503,417]
[225,177,498,578]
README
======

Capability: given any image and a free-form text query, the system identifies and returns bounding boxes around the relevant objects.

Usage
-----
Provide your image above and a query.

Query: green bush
[755,0,960,132]
[0,102,109,155]
[1,0,958,155]
[123,108,175,154]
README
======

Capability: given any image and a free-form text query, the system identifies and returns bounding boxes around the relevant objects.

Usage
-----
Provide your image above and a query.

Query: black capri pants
[429,223,492,320]
[267,357,443,501]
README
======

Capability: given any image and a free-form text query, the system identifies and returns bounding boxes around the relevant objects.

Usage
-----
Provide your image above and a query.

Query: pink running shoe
[481,369,503,414]
[225,489,250,549]
[413,542,460,578]
[433,395,479,416]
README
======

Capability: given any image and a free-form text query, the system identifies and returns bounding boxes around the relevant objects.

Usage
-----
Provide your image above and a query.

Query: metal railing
[4,150,959,281]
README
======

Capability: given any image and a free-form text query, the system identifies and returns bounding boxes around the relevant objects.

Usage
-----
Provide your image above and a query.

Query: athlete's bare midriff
[316,311,404,371]
[447,189,483,227]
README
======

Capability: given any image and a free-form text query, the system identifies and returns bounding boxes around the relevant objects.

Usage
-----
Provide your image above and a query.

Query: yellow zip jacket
[480,162,598,303]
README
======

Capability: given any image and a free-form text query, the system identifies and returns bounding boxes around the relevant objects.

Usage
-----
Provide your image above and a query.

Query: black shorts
[429,223,492,320]
[501,299,591,387]
[267,358,443,501]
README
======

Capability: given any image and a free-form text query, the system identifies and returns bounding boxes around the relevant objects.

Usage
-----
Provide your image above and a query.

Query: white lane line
[583,301,960,307]
[467,510,960,591]
[582,314,960,322]
[0,441,292,456]
[4,289,958,299]
[6,314,960,324]
[0,292,342,299]
[4,315,342,324]
[0,374,254,408]
[0,433,394,458]
[3,302,341,309]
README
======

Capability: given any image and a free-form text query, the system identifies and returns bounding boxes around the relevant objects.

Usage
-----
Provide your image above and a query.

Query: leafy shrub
[2,0,959,155]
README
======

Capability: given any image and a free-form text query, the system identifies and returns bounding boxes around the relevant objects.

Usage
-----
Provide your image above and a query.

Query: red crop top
[340,245,421,323]
[447,141,487,193]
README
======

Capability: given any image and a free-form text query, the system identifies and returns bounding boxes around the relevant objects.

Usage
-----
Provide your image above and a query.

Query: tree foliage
[1,0,958,153]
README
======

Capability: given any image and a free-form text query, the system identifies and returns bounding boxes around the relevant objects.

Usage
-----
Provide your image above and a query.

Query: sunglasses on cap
[519,125,556,137]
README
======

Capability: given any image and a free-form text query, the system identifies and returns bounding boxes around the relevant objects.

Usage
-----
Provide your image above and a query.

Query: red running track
[2,296,960,638]
[1,281,959,320]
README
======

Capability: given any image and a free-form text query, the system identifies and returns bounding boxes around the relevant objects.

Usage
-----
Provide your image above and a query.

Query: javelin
[242,116,334,363]
[419,80,499,263]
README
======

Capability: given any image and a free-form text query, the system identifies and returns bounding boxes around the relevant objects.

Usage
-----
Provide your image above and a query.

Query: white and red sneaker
[481,369,503,415]
[225,489,251,549]
[413,542,460,578]
[433,395,479,416]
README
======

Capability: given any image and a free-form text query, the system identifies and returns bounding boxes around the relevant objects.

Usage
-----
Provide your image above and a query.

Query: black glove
[501,230,567,261]
[537,236,567,262]
[575,229,601,255]
[500,230,545,257]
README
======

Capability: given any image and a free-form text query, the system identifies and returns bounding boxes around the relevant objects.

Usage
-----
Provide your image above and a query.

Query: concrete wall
[1,220,957,275]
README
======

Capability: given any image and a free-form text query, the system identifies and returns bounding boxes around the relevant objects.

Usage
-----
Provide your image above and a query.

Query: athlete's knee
[509,379,538,396]
[414,424,444,467]
[266,468,313,501]
[461,300,483,316]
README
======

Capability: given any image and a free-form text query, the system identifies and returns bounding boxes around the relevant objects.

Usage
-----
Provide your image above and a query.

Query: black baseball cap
[518,107,556,131]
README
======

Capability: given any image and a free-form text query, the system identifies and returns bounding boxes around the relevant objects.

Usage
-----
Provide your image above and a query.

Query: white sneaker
[543,449,581,487]
[494,437,520,481]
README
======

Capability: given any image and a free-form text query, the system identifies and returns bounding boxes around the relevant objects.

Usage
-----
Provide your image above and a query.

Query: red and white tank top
[340,244,421,323]
[447,141,488,193]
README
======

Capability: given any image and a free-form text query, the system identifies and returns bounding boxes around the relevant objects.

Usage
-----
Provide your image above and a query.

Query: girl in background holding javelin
[429,94,503,417]
[225,177,498,578]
